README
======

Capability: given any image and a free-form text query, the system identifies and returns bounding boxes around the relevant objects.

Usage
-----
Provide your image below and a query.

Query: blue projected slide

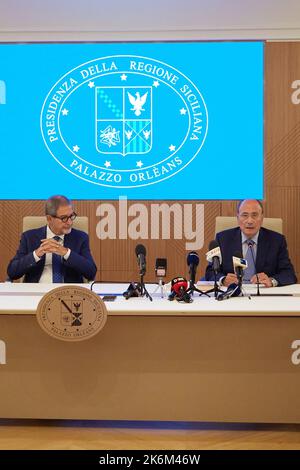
[0,42,263,199]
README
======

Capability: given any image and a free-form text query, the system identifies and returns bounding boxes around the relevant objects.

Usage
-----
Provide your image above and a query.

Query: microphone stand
[158,278,164,298]
[248,242,260,296]
[246,244,289,297]
[205,269,224,299]
[246,241,293,296]
[235,269,251,299]
[152,277,165,298]
[90,277,153,302]
[139,272,153,301]
[184,277,210,298]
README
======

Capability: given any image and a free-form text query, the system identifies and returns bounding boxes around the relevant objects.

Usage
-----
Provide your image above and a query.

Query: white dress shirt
[33,226,71,283]
[241,231,259,259]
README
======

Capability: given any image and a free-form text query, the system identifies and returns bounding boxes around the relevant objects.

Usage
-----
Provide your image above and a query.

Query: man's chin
[62,227,72,235]
[244,228,257,236]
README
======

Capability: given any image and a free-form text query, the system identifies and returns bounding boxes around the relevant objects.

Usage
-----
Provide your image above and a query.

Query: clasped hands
[223,272,272,288]
[35,238,68,258]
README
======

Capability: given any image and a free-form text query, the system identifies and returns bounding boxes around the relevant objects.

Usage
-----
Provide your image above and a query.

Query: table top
[0,282,300,316]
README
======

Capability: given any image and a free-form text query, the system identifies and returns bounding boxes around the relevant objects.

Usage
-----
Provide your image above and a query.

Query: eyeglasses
[238,212,261,220]
[52,212,77,223]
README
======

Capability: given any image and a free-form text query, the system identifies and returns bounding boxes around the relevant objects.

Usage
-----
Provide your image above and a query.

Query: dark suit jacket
[7,226,97,283]
[205,227,297,286]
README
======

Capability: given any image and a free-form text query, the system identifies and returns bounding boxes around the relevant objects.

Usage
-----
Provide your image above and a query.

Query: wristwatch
[270,277,278,287]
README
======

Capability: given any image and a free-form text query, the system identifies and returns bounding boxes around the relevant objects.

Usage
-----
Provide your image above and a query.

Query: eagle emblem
[127,91,148,116]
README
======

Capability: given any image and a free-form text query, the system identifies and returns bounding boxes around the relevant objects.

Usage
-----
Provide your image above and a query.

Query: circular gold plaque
[36,286,107,342]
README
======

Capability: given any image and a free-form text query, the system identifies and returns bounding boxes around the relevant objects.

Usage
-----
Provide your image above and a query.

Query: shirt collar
[241,230,259,245]
[47,225,65,241]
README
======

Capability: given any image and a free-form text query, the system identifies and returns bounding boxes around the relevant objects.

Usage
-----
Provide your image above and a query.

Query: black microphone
[207,240,222,274]
[204,240,224,298]
[217,283,241,301]
[187,251,199,285]
[155,258,167,278]
[135,244,146,276]
[247,241,260,296]
[168,277,192,303]
[123,282,141,299]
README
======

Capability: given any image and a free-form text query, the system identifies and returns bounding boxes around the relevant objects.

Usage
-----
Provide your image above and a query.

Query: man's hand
[250,272,272,287]
[35,238,68,258]
[223,273,238,287]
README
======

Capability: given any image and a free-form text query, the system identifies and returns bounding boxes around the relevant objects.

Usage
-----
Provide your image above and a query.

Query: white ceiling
[0,0,300,40]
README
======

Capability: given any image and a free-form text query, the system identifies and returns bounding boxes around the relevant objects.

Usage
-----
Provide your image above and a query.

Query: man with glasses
[205,199,297,287]
[7,195,97,283]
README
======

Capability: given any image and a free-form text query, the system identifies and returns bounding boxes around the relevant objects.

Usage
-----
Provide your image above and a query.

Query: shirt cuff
[33,250,41,263]
[63,248,71,260]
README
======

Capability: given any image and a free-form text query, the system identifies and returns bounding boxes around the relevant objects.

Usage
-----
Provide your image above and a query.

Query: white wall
[0,0,300,41]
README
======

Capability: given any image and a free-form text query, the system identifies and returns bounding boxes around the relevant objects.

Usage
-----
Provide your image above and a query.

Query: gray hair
[45,195,72,216]
[237,199,264,214]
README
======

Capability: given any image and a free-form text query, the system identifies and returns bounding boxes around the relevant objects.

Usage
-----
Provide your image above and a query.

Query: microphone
[187,251,199,285]
[155,258,167,298]
[135,244,146,276]
[123,282,141,299]
[155,258,167,278]
[206,240,222,274]
[204,240,224,298]
[168,277,192,303]
[232,251,247,285]
[247,241,260,296]
[217,283,241,301]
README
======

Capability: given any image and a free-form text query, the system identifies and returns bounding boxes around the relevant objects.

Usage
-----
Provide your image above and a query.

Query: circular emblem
[40,54,208,188]
[36,286,107,342]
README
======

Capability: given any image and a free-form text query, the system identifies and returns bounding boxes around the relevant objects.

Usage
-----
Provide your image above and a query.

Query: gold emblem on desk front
[36,286,107,341]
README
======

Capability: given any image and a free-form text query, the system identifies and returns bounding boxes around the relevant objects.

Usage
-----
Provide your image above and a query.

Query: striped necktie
[52,236,63,283]
[243,240,256,283]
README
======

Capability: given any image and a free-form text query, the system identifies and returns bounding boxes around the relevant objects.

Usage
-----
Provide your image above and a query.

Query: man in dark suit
[7,195,97,283]
[205,199,297,287]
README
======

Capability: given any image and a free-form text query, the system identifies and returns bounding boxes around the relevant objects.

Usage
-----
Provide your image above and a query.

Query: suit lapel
[35,226,47,275]
[256,229,267,273]
[233,228,243,256]
[34,225,47,242]
[64,229,74,250]
[223,228,242,272]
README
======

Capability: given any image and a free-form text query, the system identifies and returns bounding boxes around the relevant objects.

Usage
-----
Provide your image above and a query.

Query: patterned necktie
[52,236,63,283]
[243,240,256,283]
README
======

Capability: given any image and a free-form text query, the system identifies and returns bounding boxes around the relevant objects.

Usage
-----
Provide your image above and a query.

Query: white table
[0,282,300,422]
[1,281,300,315]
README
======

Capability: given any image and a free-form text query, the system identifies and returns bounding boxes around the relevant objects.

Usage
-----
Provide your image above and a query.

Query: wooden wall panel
[1,42,300,283]
[265,42,300,280]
